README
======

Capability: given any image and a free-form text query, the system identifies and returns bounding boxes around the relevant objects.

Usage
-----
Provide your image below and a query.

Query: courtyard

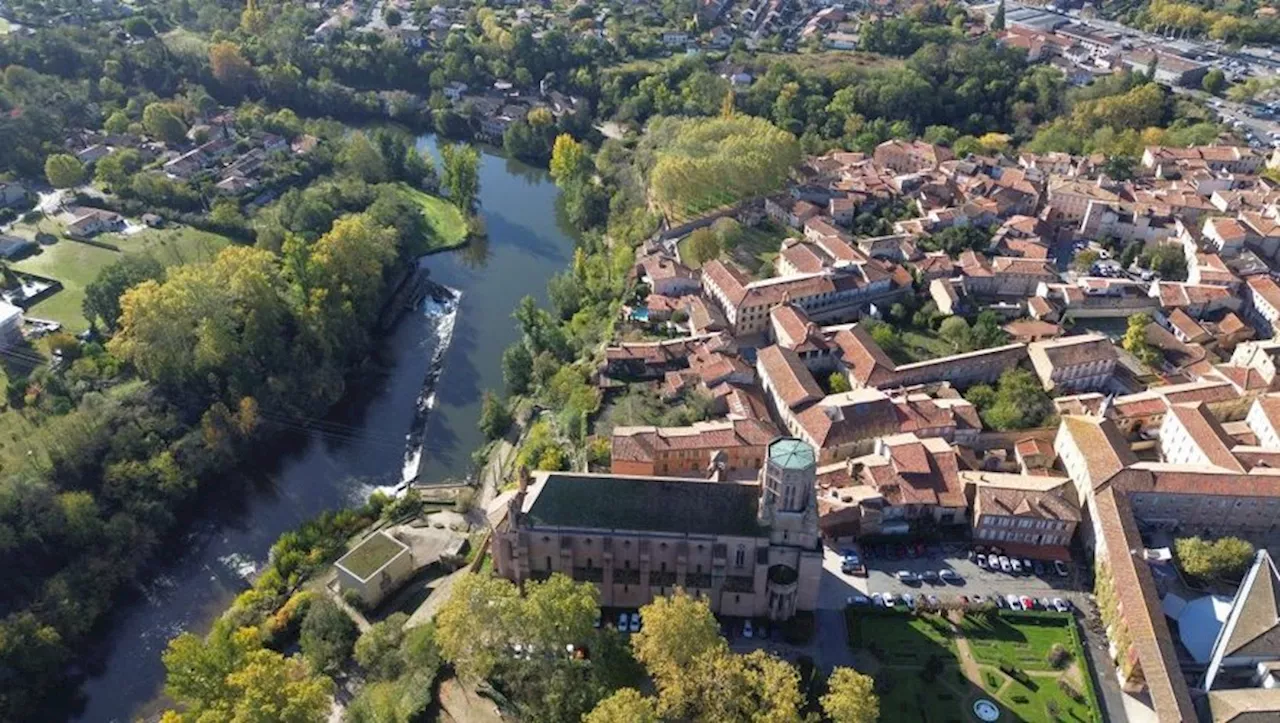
[847,608,1101,723]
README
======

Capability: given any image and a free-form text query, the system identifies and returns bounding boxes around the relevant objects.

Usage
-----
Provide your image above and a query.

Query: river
[68,138,575,723]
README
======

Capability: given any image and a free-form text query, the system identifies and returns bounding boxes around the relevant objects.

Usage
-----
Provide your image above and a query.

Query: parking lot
[825,541,1094,610]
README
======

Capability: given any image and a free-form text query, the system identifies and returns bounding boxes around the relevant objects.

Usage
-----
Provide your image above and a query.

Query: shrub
[1058,678,1084,703]
[1047,643,1070,669]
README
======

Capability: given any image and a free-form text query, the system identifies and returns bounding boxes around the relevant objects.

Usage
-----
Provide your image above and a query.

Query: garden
[847,607,1101,723]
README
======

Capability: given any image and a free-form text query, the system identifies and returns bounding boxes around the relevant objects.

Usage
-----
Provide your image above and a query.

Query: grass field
[12,226,233,332]
[753,50,903,75]
[395,183,469,251]
[848,610,1101,723]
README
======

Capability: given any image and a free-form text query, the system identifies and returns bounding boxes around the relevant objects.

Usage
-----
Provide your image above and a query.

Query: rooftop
[523,472,764,538]
[768,437,817,470]
[336,531,409,581]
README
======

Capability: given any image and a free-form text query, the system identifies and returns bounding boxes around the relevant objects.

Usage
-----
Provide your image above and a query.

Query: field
[12,225,233,332]
[848,609,1101,723]
[395,183,469,251]
[753,50,903,75]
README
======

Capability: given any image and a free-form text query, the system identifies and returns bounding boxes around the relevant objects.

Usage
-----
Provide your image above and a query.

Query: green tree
[83,254,165,330]
[584,688,659,723]
[94,148,143,190]
[104,110,131,134]
[1175,536,1255,581]
[162,626,261,713]
[822,667,879,723]
[479,390,512,440]
[44,154,85,188]
[992,0,1006,30]
[683,227,722,266]
[338,132,389,183]
[440,143,481,210]
[1123,313,1161,367]
[1202,68,1227,95]
[299,598,357,673]
[353,613,409,681]
[163,647,331,723]
[970,368,1054,431]
[939,316,974,352]
[502,342,534,394]
[209,41,255,94]
[828,372,851,394]
[434,573,521,680]
[143,103,188,144]
[632,589,727,712]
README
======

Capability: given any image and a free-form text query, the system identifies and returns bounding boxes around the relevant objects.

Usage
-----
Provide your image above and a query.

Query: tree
[434,573,521,680]
[682,228,722,266]
[939,316,974,352]
[822,667,879,723]
[338,132,389,183]
[44,154,84,188]
[1073,249,1100,273]
[549,134,590,186]
[354,613,409,681]
[104,110,131,134]
[632,589,727,711]
[1138,244,1188,281]
[1203,68,1227,95]
[440,143,481,210]
[502,342,534,394]
[143,103,188,144]
[162,626,260,712]
[584,688,659,723]
[828,372,851,394]
[1175,536,1255,581]
[209,41,255,94]
[992,0,1006,30]
[83,254,165,330]
[299,597,357,673]
[1123,313,1161,367]
[385,8,402,26]
[479,390,512,440]
[969,368,1054,431]
[123,16,155,37]
[94,148,143,190]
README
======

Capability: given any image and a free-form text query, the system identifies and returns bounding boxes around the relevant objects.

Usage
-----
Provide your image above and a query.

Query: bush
[1047,643,1070,669]
[300,597,358,673]
[1058,678,1084,703]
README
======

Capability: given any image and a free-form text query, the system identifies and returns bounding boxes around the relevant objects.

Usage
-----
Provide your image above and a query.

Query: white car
[1053,598,1072,613]
[1007,594,1023,611]
[629,612,641,633]
[743,620,754,638]
[999,556,1012,573]
[902,593,916,610]
[617,612,628,630]
[939,569,961,583]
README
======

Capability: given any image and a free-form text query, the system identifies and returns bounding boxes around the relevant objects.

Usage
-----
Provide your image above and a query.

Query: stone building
[492,438,823,620]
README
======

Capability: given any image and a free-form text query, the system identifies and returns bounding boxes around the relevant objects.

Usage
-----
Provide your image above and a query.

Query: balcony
[685,573,713,589]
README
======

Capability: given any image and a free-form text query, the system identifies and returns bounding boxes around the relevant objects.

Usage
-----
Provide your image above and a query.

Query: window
[545,556,551,570]
[735,546,746,567]
[735,595,740,604]
[587,557,593,569]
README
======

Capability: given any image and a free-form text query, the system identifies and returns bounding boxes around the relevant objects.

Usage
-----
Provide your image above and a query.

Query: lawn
[395,183,469,251]
[847,609,1101,723]
[899,329,957,363]
[11,225,233,332]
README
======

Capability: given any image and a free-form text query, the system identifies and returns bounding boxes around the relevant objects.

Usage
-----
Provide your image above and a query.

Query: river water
[68,139,575,723]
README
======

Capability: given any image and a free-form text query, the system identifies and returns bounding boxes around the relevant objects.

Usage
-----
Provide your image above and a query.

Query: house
[1027,334,1117,393]
[75,144,111,166]
[1245,276,1280,335]
[0,234,35,260]
[0,301,23,349]
[0,181,28,209]
[335,530,415,608]
[872,140,954,174]
[65,209,124,239]
[610,418,779,478]
[492,438,823,620]
[443,82,468,101]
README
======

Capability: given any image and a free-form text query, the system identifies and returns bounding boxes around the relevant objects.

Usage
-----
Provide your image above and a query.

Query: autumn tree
[549,134,590,186]
[44,154,84,188]
[584,688,659,723]
[822,667,879,723]
[828,372,851,394]
[209,41,255,94]
[682,227,722,266]
[83,254,165,330]
[1175,536,1255,581]
[1122,313,1161,368]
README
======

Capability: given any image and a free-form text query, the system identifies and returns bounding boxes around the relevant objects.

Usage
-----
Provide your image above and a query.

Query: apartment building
[610,418,780,478]
[492,438,823,620]
[1245,275,1280,335]
[1027,334,1117,393]
[1142,145,1266,176]
[964,471,1080,551]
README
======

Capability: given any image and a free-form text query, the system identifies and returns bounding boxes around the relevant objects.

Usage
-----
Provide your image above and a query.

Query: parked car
[1054,560,1070,577]
[921,570,939,583]
[896,570,919,583]
[1010,558,1022,575]
[971,594,987,606]
[743,620,754,639]
[1022,558,1034,573]
[1053,598,1072,613]
[939,569,962,583]
[841,550,866,576]
[999,556,1012,573]
[976,556,989,570]
[1038,598,1053,610]
[988,553,1000,568]
[870,593,884,607]
[882,593,897,607]
[848,594,870,606]
[902,593,916,610]
[1032,560,1046,577]
[1021,596,1036,610]
[1007,594,1023,611]
[617,612,628,630]
[629,612,642,633]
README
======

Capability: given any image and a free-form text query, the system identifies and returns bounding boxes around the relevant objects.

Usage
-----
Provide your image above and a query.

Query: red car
[1021,596,1036,610]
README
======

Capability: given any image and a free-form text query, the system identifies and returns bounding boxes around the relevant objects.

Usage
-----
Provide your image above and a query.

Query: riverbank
[69,139,576,723]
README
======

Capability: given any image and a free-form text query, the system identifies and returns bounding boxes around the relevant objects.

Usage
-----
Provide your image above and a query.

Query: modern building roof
[1204,550,1280,690]
[523,472,764,538]
[335,531,410,581]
